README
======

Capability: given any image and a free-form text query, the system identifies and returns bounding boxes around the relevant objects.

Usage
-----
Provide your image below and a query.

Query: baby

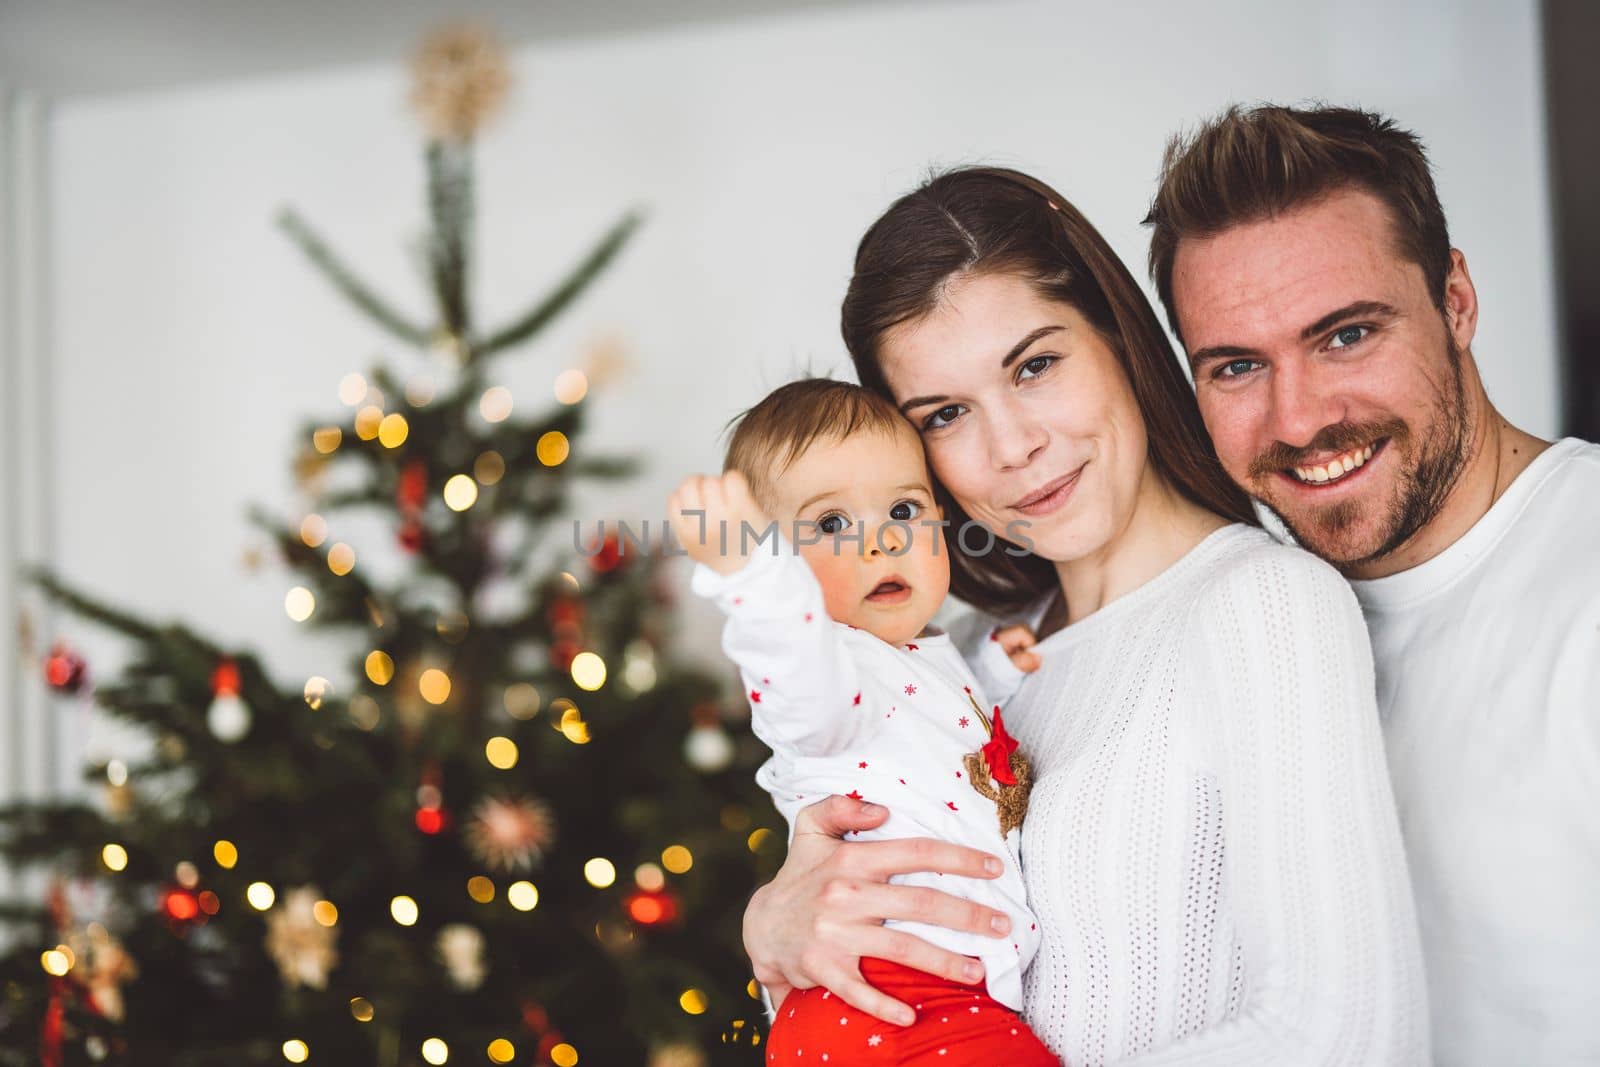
[669,378,1058,1066]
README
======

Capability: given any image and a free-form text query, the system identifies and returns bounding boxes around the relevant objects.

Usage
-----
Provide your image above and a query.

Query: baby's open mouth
[866,578,911,602]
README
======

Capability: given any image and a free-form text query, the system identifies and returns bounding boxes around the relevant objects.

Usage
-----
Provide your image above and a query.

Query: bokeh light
[390,895,419,926]
[553,369,588,405]
[473,450,505,485]
[419,668,451,705]
[327,542,356,576]
[487,1039,516,1064]
[443,474,478,511]
[338,373,367,406]
[312,426,342,454]
[299,514,328,547]
[285,587,315,622]
[313,900,338,927]
[349,997,375,1022]
[421,1038,449,1065]
[570,652,606,691]
[365,651,395,685]
[101,844,128,872]
[303,676,330,710]
[661,845,693,874]
[247,882,276,911]
[536,431,570,467]
[467,876,495,904]
[504,683,540,720]
[213,840,238,869]
[679,988,708,1015]
[583,858,616,889]
[479,386,513,423]
[378,413,409,448]
[282,1039,309,1063]
[507,881,539,911]
[484,736,519,770]
[354,405,383,440]
[550,1044,579,1067]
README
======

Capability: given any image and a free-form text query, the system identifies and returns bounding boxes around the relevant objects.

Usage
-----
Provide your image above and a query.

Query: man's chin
[1263,497,1394,568]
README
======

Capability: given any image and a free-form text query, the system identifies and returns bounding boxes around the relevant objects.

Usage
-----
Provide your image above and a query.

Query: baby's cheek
[798,547,856,624]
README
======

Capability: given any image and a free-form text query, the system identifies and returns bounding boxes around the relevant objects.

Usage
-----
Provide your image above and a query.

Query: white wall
[33,0,1556,785]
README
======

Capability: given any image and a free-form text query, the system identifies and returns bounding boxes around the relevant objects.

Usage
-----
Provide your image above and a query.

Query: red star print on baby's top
[905,643,919,651]
[904,683,917,695]
[749,689,761,703]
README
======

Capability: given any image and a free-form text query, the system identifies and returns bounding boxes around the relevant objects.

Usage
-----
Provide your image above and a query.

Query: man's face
[1171,188,1474,568]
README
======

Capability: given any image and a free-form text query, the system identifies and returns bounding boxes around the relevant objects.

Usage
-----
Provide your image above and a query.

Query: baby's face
[768,424,950,646]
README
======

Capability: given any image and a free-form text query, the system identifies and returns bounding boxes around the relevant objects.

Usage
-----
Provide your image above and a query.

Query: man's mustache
[1248,418,1409,481]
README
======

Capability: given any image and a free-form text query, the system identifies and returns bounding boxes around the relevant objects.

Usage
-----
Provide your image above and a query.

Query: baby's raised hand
[667,470,773,576]
[991,624,1042,673]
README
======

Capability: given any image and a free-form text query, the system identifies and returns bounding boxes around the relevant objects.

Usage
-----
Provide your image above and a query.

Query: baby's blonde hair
[723,378,915,514]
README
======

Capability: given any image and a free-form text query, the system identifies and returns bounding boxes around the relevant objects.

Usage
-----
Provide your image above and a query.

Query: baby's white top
[693,541,1040,1010]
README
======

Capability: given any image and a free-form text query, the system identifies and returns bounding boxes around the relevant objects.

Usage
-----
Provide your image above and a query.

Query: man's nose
[1265,358,1345,449]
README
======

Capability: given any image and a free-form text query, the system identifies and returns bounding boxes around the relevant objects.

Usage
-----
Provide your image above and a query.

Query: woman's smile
[1010,464,1086,517]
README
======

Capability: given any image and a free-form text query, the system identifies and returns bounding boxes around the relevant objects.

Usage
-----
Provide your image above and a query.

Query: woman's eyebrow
[897,324,1067,415]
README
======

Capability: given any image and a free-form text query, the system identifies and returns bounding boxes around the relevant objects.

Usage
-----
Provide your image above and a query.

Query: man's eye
[889,500,921,521]
[818,513,847,535]
[924,404,964,430]
[1329,325,1369,349]
[1216,359,1261,379]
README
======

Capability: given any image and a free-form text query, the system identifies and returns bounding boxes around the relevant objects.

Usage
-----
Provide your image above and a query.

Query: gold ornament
[264,886,339,990]
[464,795,556,871]
[649,1043,707,1067]
[410,24,511,143]
[435,923,487,991]
[72,922,138,1022]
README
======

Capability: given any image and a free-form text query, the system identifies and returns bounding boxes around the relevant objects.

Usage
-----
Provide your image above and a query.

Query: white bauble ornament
[683,723,734,773]
[207,693,251,742]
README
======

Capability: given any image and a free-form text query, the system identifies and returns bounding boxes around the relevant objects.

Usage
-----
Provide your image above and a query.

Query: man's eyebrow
[1188,301,1402,368]
[897,325,1067,415]
[1298,300,1400,341]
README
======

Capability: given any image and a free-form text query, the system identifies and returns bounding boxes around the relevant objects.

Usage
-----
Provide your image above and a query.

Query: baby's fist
[991,624,1041,673]
[667,470,772,575]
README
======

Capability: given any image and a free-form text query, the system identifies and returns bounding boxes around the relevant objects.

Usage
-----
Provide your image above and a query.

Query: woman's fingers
[993,624,1037,654]
[814,967,917,1027]
[857,925,989,986]
[825,878,1011,938]
[847,835,1005,885]
[791,793,891,839]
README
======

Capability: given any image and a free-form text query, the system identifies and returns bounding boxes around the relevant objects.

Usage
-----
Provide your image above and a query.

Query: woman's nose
[988,412,1049,470]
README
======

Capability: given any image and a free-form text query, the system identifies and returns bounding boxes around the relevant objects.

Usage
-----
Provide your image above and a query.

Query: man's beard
[1250,334,1471,568]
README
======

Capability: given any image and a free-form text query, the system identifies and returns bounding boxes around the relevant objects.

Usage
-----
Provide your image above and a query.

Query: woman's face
[877,271,1150,565]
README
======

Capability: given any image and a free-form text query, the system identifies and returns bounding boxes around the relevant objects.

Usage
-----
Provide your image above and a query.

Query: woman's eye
[1018,354,1056,380]
[1215,359,1261,380]
[817,513,847,535]
[923,404,964,430]
[1329,325,1369,349]
[889,500,921,522]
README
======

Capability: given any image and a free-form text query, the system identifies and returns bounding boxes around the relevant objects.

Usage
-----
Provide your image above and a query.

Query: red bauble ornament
[397,460,428,511]
[398,519,427,553]
[161,886,203,927]
[588,531,625,574]
[43,643,87,694]
[210,659,241,697]
[549,639,580,673]
[415,807,446,835]
[623,888,681,927]
[545,597,584,628]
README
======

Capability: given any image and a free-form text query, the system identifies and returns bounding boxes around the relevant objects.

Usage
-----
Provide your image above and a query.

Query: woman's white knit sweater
[950,525,1428,1066]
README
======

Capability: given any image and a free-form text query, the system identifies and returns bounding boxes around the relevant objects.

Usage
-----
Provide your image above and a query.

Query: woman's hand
[742,794,1012,1026]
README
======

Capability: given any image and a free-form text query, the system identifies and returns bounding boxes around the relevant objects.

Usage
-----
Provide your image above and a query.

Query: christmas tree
[0,26,778,1067]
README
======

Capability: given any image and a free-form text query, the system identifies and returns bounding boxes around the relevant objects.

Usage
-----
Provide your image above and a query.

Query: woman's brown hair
[841,166,1256,616]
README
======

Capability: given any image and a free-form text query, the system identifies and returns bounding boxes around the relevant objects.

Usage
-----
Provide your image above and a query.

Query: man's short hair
[1144,104,1452,344]
[723,377,913,514]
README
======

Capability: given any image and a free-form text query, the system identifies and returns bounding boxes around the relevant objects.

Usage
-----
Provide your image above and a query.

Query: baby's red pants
[765,958,1060,1065]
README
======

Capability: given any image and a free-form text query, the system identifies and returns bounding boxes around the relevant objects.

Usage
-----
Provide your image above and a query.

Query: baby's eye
[923,404,964,430]
[889,500,921,522]
[817,513,848,535]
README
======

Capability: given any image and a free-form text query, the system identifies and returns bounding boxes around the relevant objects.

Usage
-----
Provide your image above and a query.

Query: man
[1144,104,1600,1067]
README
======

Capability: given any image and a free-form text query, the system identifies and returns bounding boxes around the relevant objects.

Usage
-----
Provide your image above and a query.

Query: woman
[740,168,1428,1064]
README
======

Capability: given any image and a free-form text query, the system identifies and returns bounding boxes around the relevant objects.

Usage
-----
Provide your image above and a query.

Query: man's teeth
[1292,444,1375,485]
